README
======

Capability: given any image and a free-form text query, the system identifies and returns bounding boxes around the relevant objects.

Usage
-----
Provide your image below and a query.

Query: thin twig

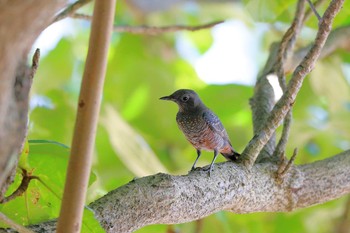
[303,0,326,23]
[306,0,322,22]
[273,112,293,158]
[286,24,350,73]
[115,21,224,35]
[72,13,224,35]
[52,0,92,24]
[0,211,35,233]
[276,153,287,175]
[275,0,306,89]
[242,0,345,169]
[30,48,40,79]
[271,0,306,160]
[0,169,38,204]
[278,148,298,178]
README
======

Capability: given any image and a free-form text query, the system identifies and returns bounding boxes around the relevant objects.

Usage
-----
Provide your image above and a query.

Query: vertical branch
[273,0,306,159]
[275,0,306,89]
[249,0,305,162]
[56,0,116,232]
[243,0,345,168]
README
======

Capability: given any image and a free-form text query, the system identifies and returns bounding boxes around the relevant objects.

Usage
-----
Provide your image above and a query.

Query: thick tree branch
[90,151,350,232]
[2,150,347,233]
[0,0,67,195]
[243,0,345,168]
[0,49,40,199]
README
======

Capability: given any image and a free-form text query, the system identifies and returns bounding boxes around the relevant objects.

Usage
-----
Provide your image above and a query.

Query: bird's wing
[202,110,229,140]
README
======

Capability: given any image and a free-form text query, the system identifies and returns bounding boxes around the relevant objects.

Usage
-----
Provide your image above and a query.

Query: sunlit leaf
[0,141,96,226]
[100,105,168,176]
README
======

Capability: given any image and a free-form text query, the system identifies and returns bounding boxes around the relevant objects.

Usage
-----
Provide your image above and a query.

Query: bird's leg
[190,149,202,171]
[204,149,219,176]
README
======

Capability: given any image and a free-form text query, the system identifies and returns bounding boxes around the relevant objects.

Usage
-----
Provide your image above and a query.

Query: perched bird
[160,89,240,175]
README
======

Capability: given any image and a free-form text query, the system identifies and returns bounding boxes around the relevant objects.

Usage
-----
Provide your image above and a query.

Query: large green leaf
[0,140,97,230]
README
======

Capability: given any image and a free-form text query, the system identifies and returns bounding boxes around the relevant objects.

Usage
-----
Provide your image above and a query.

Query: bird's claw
[189,166,199,173]
[203,166,213,177]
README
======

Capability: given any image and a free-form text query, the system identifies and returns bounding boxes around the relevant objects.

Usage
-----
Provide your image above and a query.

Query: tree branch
[1,150,347,233]
[248,0,305,163]
[242,0,345,168]
[52,0,92,24]
[0,169,38,204]
[56,1,116,232]
[0,212,34,233]
[303,0,326,23]
[72,13,224,35]
[272,0,305,160]
[306,0,322,22]
[50,0,224,35]
[276,148,298,181]
[286,24,350,73]
[0,0,67,196]
[90,151,350,232]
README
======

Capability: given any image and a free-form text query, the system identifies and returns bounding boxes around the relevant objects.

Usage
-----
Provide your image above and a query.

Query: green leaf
[0,141,96,226]
[28,139,70,149]
[18,140,30,169]
[243,0,294,22]
[81,208,105,233]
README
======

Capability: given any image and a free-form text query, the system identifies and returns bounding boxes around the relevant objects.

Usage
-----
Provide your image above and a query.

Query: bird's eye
[182,96,189,102]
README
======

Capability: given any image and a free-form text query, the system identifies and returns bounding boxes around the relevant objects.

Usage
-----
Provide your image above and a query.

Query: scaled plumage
[160,89,240,175]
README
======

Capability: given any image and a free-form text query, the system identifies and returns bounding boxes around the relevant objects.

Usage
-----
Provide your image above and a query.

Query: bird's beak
[159,95,173,101]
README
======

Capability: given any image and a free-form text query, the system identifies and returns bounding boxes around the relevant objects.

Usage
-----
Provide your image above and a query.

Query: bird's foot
[189,166,200,173]
[203,165,214,177]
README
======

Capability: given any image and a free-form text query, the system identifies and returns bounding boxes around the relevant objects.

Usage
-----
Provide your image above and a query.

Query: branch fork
[276,148,298,183]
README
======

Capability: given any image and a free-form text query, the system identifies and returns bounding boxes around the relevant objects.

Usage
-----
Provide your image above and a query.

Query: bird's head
[160,89,204,112]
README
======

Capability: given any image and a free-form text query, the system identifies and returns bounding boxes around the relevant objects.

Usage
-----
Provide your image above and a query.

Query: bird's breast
[176,113,225,151]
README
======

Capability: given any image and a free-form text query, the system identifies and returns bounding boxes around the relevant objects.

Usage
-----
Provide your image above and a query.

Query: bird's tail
[221,150,240,161]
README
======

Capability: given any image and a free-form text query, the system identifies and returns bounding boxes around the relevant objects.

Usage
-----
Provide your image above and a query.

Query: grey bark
[1,150,348,233]
[0,0,68,197]
[0,0,349,232]
[90,150,350,232]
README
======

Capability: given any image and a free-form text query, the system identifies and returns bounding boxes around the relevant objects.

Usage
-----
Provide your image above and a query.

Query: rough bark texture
[0,0,68,196]
[1,150,348,233]
[242,0,345,168]
[0,0,349,233]
[89,151,350,233]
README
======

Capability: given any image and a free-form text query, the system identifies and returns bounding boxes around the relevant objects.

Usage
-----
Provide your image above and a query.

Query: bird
[160,89,240,175]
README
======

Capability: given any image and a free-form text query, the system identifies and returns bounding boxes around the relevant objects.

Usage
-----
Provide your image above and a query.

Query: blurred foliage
[2,0,350,232]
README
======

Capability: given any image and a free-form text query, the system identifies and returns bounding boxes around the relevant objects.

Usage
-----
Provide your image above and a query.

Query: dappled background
[1,0,350,232]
